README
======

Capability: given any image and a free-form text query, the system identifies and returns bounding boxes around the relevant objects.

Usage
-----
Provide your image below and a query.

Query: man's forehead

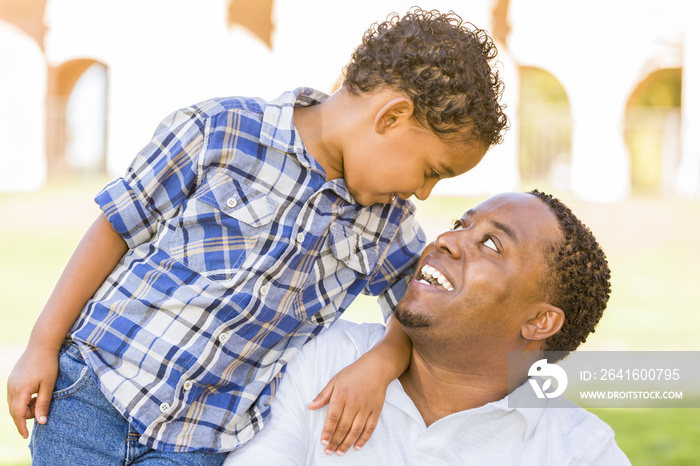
[462,193,558,242]
[463,192,540,217]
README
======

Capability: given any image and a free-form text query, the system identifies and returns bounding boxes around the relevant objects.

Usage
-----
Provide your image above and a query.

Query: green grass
[590,408,700,465]
[2,180,699,464]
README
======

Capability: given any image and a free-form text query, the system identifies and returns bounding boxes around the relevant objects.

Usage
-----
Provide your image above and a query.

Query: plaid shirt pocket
[328,222,378,275]
[170,170,280,281]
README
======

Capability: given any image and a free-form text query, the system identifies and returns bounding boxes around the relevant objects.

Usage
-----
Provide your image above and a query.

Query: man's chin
[394,305,432,329]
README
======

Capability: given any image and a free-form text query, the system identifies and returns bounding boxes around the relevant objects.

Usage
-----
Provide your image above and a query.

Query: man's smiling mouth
[417,264,454,291]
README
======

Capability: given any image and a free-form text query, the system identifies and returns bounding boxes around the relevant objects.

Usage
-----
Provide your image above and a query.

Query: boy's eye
[431,169,441,179]
[482,237,498,252]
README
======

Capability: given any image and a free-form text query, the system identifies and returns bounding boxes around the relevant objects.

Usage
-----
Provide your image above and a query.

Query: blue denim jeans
[29,340,227,465]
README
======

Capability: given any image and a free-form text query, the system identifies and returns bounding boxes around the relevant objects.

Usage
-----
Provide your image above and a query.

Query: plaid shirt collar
[260,87,327,167]
[259,87,354,204]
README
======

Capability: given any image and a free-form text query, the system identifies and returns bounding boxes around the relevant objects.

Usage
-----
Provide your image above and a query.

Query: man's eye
[451,218,462,230]
[431,169,441,179]
[482,237,498,252]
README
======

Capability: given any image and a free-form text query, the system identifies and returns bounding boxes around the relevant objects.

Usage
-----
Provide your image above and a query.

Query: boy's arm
[307,205,423,455]
[308,204,424,455]
[7,213,127,438]
[307,315,410,455]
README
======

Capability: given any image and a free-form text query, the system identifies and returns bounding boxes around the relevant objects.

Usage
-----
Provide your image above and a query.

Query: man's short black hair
[343,7,508,147]
[530,190,612,361]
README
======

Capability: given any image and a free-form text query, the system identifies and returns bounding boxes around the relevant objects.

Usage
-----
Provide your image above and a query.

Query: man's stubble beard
[394,300,433,328]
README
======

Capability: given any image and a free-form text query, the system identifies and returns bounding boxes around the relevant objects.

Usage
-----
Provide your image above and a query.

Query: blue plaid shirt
[69,88,425,453]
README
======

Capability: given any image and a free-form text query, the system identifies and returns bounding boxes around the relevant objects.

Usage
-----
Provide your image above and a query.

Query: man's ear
[374,97,414,134]
[521,303,565,341]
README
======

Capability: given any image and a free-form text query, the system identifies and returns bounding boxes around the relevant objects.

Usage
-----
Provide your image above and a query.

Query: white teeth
[419,265,454,291]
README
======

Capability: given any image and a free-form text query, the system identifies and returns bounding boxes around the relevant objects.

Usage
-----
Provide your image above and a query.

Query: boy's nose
[414,178,439,201]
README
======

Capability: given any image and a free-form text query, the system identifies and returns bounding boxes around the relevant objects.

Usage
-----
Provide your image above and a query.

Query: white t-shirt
[225,320,630,465]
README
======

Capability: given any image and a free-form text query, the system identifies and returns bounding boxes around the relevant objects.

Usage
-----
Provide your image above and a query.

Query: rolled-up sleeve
[95,107,207,247]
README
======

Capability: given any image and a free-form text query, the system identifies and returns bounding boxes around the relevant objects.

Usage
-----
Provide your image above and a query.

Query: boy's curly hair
[343,7,508,147]
[529,190,612,362]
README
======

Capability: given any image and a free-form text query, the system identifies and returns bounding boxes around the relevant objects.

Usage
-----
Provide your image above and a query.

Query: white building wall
[41,0,515,188]
[508,0,690,202]
[0,21,46,191]
[677,9,700,199]
[0,0,697,199]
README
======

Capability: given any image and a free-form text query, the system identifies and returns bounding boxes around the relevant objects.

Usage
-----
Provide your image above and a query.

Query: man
[224,190,630,465]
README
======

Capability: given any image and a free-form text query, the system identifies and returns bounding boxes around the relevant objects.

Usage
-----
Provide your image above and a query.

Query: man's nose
[433,228,464,259]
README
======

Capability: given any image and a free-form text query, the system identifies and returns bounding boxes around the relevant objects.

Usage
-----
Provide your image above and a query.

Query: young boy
[8,7,507,464]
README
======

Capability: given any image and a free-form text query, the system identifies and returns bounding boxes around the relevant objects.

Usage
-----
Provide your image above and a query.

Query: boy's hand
[6,347,59,439]
[307,351,390,456]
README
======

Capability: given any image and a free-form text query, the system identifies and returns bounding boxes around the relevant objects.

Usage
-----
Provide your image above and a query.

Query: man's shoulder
[288,320,384,377]
[280,320,386,395]
[306,320,385,360]
[535,396,615,437]
[529,398,629,463]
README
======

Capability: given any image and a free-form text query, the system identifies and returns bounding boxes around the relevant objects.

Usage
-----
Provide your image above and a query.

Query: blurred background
[1,0,699,464]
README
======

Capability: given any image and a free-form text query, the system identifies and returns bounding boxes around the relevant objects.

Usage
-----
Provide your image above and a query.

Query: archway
[46,59,108,176]
[518,66,572,188]
[624,68,682,194]
[0,19,46,191]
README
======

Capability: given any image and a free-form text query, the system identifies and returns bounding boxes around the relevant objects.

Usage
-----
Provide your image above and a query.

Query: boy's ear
[521,303,565,341]
[374,97,414,134]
